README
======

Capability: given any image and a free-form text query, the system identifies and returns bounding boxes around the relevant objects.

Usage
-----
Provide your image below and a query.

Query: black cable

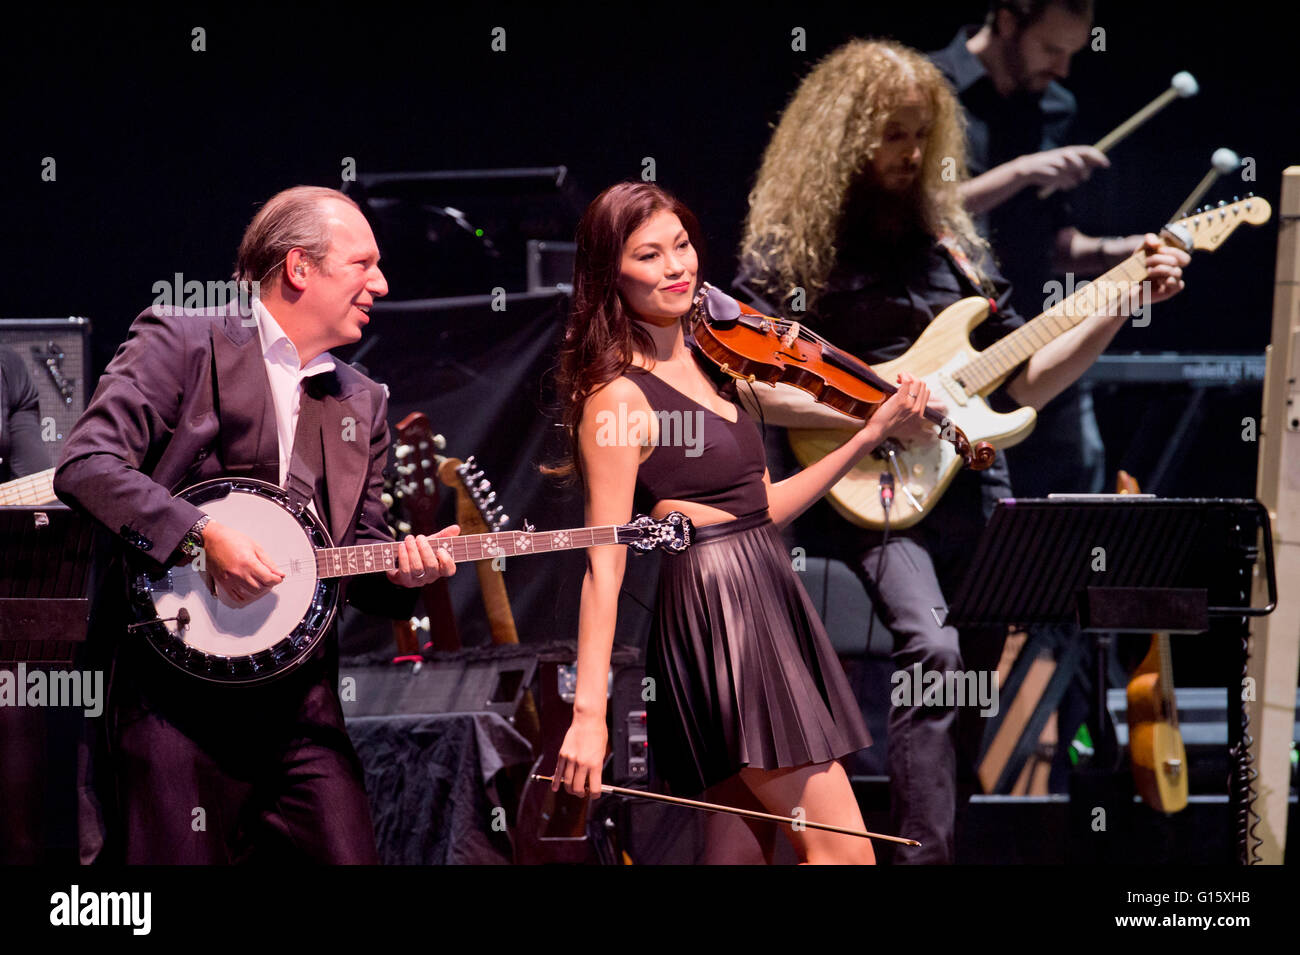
[865,469,893,655]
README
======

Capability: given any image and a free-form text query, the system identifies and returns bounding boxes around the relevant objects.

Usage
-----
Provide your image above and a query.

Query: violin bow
[530,774,920,846]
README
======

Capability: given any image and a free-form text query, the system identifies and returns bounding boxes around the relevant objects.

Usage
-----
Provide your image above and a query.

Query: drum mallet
[1039,71,1199,199]
[1172,148,1241,219]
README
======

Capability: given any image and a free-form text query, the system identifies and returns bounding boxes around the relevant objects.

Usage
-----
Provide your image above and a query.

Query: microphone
[879,471,894,511]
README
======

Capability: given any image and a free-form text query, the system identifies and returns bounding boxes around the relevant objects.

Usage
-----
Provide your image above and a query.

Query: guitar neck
[315,524,621,579]
[1157,632,1179,729]
[0,467,57,506]
[958,250,1150,393]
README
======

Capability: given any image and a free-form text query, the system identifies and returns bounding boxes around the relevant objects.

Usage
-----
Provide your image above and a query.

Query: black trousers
[836,461,1013,864]
[98,642,378,865]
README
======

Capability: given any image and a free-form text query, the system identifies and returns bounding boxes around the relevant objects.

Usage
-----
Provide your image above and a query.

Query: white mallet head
[1172,71,1199,98]
[1212,148,1240,174]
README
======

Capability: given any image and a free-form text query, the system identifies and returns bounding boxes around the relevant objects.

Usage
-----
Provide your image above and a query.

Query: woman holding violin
[548,182,928,864]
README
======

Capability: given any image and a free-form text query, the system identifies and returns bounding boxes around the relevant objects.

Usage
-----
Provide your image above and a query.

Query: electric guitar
[129,477,693,685]
[0,467,56,506]
[788,196,1272,529]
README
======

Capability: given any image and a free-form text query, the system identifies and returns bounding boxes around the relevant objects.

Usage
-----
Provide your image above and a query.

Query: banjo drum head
[147,481,328,677]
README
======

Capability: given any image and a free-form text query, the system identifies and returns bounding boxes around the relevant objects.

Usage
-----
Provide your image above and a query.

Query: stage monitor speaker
[0,318,91,467]
[339,645,538,722]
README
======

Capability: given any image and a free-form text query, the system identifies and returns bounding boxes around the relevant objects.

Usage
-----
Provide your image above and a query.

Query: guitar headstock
[438,455,508,537]
[390,412,448,536]
[618,511,694,554]
[1164,195,1272,252]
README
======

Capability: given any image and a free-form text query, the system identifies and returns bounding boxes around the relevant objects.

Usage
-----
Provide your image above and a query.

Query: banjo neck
[314,524,624,579]
[137,476,690,685]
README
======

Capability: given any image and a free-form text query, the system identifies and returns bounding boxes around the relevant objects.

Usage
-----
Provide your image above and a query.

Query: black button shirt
[816,231,1025,374]
[0,347,49,483]
[929,25,1076,319]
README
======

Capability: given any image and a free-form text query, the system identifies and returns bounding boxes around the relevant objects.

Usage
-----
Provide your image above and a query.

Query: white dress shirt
[253,300,336,504]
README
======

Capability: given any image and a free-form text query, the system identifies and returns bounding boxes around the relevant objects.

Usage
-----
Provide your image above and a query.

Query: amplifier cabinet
[0,318,92,466]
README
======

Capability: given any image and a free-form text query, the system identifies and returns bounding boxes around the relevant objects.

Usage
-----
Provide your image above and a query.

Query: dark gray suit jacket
[55,302,409,617]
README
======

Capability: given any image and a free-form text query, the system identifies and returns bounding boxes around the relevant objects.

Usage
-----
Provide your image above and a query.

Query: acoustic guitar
[1118,469,1188,813]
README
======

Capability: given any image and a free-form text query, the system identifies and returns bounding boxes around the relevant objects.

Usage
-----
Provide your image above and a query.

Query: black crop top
[622,367,769,519]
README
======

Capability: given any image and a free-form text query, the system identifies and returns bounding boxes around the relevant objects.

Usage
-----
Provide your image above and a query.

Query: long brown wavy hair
[739,38,988,313]
[546,182,704,483]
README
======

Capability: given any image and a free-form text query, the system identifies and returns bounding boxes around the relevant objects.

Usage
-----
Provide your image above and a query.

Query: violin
[687,283,995,470]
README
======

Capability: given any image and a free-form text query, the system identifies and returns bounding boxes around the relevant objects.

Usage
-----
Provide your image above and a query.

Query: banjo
[130,477,693,685]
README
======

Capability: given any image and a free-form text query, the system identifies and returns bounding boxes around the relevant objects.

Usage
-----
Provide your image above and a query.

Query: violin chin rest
[703,286,742,324]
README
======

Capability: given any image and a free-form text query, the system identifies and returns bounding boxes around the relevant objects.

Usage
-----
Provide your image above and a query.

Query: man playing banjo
[55,186,457,864]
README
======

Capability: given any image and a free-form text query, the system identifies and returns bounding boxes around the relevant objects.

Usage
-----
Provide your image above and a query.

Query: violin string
[782,321,898,393]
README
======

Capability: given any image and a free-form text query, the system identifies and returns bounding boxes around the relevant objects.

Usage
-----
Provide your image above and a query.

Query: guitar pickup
[937,371,968,407]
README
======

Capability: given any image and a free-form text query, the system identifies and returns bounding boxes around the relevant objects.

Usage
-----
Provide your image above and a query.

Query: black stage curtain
[337,291,657,655]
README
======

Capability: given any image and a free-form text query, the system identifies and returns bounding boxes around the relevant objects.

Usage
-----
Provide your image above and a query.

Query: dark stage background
[5,2,1293,651]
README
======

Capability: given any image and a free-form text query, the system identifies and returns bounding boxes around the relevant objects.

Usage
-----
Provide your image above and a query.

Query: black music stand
[946,496,1276,863]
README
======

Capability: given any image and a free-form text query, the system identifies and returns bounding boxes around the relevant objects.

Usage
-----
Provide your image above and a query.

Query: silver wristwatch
[180,515,211,558]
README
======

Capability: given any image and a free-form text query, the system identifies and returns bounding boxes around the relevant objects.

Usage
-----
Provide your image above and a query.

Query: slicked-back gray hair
[234,185,361,287]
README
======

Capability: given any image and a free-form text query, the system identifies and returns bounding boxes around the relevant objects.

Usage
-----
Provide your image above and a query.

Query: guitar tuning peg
[420,458,433,470]
[477,479,490,492]
[463,455,476,469]
[498,513,509,528]
[523,520,535,533]
[433,434,447,450]
[397,521,412,534]
[395,445,413,459]
[423,478,436,493]
[1217,199,1226,207]
[381,492,394,508]
[482,491,497,507]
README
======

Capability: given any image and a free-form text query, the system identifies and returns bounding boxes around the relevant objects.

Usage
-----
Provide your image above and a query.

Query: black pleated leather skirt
[645,509,872,796]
